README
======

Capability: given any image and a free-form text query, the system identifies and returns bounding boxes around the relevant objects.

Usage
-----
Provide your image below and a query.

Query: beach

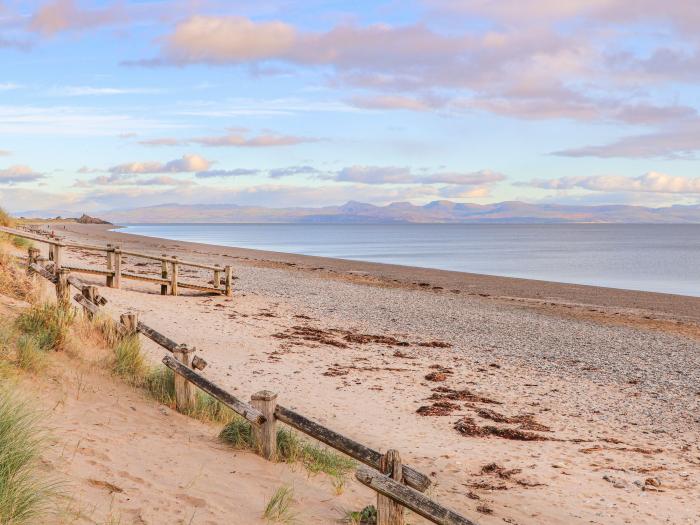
[39,223,700,524]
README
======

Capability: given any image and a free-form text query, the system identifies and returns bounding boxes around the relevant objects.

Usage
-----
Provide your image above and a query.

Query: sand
[26,223,700,524]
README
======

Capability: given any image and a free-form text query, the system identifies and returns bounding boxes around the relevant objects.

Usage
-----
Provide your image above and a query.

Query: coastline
[61,223,700,321]
[33,221,700,524]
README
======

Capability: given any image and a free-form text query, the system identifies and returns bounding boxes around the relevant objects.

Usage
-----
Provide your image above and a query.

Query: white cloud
[0,165,44,184]
[108,154,212,174]
[521,172,700,194]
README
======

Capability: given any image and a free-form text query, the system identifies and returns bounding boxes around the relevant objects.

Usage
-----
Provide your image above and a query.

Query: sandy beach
[33,223,700,524]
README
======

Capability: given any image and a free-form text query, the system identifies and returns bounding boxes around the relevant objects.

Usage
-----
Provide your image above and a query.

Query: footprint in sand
[176,493,207,508]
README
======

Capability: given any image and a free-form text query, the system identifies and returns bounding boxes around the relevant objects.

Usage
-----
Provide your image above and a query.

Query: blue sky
[1,0,700,213]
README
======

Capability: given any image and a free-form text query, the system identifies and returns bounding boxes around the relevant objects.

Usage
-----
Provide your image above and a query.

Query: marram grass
[0,389,57,524]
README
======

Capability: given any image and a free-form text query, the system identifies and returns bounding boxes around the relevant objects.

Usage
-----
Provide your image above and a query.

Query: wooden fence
[1,225,232,296]
[20,250,477,525]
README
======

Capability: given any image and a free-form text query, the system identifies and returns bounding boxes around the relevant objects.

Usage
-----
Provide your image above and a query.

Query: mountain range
[41,200,700,224]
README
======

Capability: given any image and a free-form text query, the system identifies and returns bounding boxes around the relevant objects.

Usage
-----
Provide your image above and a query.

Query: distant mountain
[96,201,700,224]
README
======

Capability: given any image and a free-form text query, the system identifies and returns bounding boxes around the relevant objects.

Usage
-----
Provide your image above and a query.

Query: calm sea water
[119,224,700,297]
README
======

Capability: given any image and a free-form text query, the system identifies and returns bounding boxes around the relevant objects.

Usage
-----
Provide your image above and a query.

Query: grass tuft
[0,247,36,302]
[0,208,14,228]
[15,335,47,373]
[15,302,74,353]
[11,236,32,250]
[344,505,377,525]
[220,420,356,484]
[142,366,234,424]
[0,389,57,523]
[262,485,296,524]
[112,334,147,384]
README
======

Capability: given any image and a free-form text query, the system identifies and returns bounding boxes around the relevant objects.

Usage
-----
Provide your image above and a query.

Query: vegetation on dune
[262,485,297,524]
[0,208,14,228]
[0,389,57,524]
[15,303,74,354]
[0,247,36,302]
[344,505,377,525]
[220,419,356,488]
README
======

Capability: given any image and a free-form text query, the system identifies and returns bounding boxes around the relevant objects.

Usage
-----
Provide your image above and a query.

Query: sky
[1,0,700,214]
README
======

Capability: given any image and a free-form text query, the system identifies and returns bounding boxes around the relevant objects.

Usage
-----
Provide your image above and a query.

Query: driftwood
[355,467,476,525]
[162,355,264,425]
[274,405,431,492]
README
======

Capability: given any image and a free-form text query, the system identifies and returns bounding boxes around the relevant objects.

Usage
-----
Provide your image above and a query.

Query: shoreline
[31,221,700,524]
[54,223,700,321]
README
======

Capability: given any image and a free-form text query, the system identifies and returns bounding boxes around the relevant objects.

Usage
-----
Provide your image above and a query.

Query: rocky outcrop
[76,214,111,225]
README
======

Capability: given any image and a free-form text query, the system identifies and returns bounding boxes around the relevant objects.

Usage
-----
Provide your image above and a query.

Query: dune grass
[220,419,356,486]
[344,506,377,525]
[0,208,14,228]
[15,335,47,373]
[10,236,32,250]
[0,246,36,302]
[0,389,57,524]
[262,485,296,524]
[15,302,74,353]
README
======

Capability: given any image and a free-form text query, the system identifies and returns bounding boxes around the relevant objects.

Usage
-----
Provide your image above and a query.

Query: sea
[118,223,700,297]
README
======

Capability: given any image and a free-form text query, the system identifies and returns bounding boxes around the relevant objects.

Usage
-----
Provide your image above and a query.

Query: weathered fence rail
[0,225,232,296]
[19,252,475,525]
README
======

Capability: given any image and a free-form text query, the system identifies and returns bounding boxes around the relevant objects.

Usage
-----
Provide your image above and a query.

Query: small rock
[644,477,661,487]
[603,475,627,489]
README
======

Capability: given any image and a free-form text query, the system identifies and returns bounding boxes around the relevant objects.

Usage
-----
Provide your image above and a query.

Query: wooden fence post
[173,344,195,413]
[251,390,277,461]
[120,312,139,334]
[161,255,168,295]
[106,244,114,287]
[213,264,221,289]
[82,285,99,319]
[53,243,63,274]
[224,265,232,297]
[171,256,179,296]
[378,450,405,525]
[55,268,70,308]
[27,247,40,271]
[113,247,122,289]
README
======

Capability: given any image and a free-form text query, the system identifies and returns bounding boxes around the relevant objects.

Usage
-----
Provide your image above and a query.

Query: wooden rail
[0,225,232,296]
[20,255,475,525]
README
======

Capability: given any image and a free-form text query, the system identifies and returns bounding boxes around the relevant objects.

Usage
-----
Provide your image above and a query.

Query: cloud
[138,130,317,148]
[191,131,316,148]
[268,165,322,178]
[0,150,10,156]
[138,138,182,147]
[520,172,700,194]
[195,169,260,179]
[553,123,700,159]
[0,105,173,136]
[29,0,129,36]
[335,166,414,184]
[423,170,506,185]
[333,166,506,185]
[348,95,445,112]
[0,83,20,91]
[0,165,44,184]
[108,154,212,174]
[161,16,297,64]
[52,86,161,96]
